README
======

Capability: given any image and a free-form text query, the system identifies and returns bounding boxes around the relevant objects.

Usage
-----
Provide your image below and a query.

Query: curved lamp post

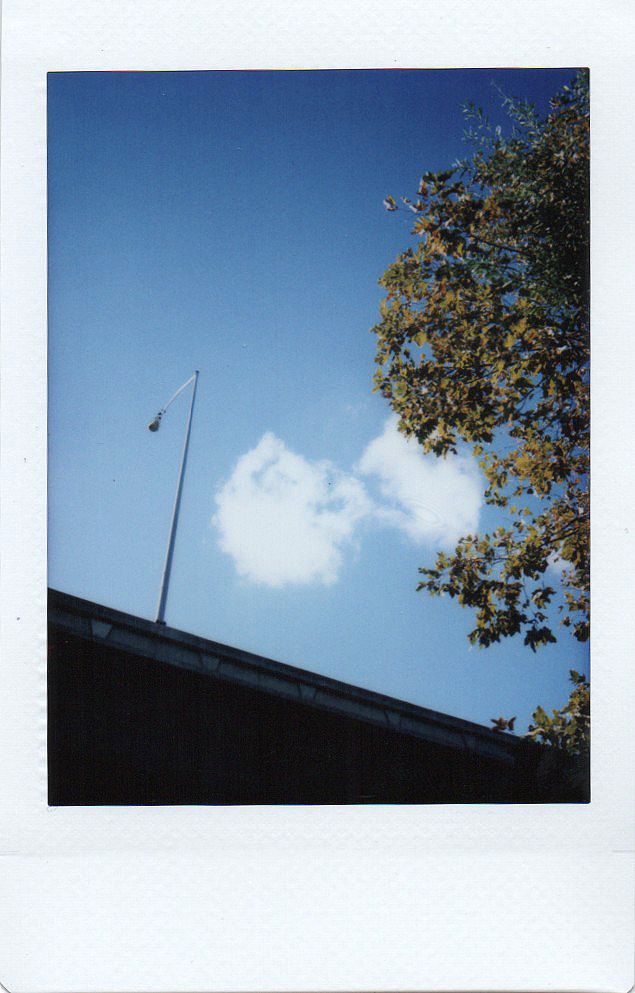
[147,370,199,625]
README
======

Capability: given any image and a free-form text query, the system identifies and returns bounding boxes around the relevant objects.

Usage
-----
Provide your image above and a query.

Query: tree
[374,72,589,653]
[527,670,590,755]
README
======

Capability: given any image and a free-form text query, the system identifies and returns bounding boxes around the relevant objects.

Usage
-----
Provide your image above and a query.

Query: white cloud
[547,550,568,576]
[358,417,483,547]
[212,432,372,588]
[212,418,484,588]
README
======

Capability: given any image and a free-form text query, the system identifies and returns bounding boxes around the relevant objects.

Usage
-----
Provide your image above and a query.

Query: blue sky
[47,68,587,733]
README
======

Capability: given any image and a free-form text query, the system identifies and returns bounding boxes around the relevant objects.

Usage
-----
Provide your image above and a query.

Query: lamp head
[148,414,162,432]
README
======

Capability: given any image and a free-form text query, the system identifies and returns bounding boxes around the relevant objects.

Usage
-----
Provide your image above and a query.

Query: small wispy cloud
[547,550,568,576]
[357,417,482,547]
[212,417,484,588]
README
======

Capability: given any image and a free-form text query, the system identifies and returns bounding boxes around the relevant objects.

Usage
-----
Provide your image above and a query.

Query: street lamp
[147,370,199,625]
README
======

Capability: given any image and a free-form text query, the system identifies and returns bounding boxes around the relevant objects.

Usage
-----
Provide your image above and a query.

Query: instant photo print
[1,2,633,991]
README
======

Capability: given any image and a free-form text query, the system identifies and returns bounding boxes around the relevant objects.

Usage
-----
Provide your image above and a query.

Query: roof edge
[48,587,524,763]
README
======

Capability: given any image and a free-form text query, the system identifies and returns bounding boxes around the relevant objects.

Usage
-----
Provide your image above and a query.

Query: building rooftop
[49,587,519,766]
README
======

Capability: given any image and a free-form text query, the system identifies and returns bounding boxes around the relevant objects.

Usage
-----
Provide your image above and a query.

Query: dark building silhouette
[48,588,588,805]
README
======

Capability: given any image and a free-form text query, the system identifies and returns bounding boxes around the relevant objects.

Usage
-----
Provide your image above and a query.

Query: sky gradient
[47,68,587,733]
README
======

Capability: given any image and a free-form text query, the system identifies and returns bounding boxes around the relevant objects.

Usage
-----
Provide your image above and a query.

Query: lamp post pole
[149,370,199,625]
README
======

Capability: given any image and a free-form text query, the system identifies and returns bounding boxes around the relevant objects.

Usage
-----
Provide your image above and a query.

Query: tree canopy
[527,669,590,755]
[374,72,589,654]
